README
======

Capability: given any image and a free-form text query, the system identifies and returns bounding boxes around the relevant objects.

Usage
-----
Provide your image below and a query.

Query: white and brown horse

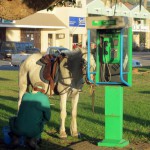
[18,48,96,138]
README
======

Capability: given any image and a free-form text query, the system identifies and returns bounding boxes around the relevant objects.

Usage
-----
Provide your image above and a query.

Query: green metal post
[127,27,132,86]
[95,31,100,83]
[98,86,129,147]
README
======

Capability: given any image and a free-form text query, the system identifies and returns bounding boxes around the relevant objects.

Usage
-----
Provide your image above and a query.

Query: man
[9,82,50,149]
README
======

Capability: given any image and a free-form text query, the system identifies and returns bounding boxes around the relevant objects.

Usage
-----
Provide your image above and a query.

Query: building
[0,0,150,53]
[87,0,150,50]
[0,0,87,53]
[54,0,87,49]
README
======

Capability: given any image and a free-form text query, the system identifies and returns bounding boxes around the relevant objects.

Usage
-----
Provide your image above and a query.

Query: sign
[92,20,116,26]
[69,17,85,27]
[86,16,126,29]
[132,25,149,32]
[0,18,14,24]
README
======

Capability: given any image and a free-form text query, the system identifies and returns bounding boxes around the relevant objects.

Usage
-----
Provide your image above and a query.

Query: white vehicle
[132,59,142,67]
[11,46,70,66]
[11,53,31,66]
[45,46,71,57]
[11,48,40,66]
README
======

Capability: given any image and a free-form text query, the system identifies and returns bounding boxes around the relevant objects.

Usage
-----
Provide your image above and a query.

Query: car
[11,46,69,66]
[45,46,71,57]
[0,41,39,59]
[11,48,40,66]
[132,59,142,67]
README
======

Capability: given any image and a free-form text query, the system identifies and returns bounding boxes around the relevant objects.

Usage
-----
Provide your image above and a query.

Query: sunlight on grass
[0,69,150,148]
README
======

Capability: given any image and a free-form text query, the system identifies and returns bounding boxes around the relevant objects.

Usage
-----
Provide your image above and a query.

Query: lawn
[0,67,150,149]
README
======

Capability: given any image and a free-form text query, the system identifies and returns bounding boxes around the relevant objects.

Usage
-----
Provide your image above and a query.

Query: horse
[18,47,96,138]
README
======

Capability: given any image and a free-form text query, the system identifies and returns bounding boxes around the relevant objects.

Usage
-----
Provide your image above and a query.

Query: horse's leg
[70,92,79,137]
[60,93,67,138]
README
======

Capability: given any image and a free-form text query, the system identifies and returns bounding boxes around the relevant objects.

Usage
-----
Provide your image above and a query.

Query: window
[76,1,82,8]
[73,34,78,43]
[1,42,14,51]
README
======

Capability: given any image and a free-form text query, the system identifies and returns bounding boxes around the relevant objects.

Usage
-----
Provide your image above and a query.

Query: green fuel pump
[100,31,121,64]
[86,16,132,86]
[86,16,132,148]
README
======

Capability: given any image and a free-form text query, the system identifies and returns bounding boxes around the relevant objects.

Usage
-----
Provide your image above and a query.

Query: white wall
[54,7,86,29]
[6,28,20,41]
[54,7,87,49]
[39,7,85,50]
[41,28,69,53]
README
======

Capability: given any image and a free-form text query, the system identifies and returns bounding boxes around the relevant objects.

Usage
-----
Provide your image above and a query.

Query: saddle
[40,54,65,96]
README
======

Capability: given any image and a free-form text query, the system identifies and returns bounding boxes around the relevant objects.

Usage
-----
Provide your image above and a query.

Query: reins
[81,52,96,113]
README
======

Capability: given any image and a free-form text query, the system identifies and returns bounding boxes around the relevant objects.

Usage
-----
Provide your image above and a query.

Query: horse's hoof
[59,131,67,139]
[71,131,79,137]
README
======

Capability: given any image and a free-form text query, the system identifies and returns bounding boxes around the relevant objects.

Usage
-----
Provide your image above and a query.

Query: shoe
[26,138,39,150]
[9,133,19,149]
[37,138,42,146]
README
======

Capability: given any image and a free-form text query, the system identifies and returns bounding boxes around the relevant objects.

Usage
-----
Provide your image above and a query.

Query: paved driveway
[133,52,150,66]
[0,60,19,70]
[0,52,149,70]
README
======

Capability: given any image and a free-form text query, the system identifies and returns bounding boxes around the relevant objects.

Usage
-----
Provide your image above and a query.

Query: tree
[0,0,146,20]
[0,0,75,20]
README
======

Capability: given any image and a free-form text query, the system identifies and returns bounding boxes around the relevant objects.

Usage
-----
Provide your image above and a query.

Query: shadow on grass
[79,102,104,114]
[0,138,73,150]
[0,77,11,81]
[0,103,16,115]
[50,104,105,130]
[124,113,150,126]
[0,95,17,102]
[76,132,101,145]
[11,89,19,93]
[124,128,150,140]
[139,91,150,94]
[124,114,150,140]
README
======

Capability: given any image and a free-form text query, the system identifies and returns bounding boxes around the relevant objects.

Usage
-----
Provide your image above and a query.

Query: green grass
[0,68,150,149]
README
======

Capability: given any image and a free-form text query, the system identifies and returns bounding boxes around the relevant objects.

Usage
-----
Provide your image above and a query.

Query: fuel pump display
[98,29,122,82]
[86,16,132,148]
[99,30,120,64]
[86,16,132,86]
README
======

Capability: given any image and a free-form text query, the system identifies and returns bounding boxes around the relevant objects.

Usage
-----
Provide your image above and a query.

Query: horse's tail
[19,59,30,89]
[18,58,31,109]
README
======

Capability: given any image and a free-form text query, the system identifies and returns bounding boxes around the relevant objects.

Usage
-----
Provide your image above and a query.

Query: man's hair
[33,82,45,93]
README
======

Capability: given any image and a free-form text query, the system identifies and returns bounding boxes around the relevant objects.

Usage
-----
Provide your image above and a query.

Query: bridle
[81,52,96,113]
[81,52,95,85]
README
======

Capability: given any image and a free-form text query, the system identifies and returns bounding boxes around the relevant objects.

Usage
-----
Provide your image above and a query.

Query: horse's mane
[65,50,83,70]
[67,50,82,61]
[59,50,83,83]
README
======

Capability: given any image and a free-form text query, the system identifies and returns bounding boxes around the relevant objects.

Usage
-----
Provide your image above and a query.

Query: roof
[87,0,105,15]
[86,0,93,5]
[111,3,131,17]
[124,2,134,10]
[0,13,66,29]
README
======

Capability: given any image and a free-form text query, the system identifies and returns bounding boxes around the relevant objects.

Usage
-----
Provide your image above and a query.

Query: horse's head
[78,47,96,81]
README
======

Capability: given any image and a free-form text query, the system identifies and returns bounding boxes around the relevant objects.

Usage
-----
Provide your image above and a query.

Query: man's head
[33,82,45,93]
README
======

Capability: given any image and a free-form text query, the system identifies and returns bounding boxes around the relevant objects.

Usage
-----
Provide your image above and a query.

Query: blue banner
[69,17,85,27]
